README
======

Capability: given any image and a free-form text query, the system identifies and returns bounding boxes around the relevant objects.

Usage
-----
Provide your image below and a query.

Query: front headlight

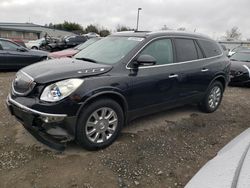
[40,79,84,102]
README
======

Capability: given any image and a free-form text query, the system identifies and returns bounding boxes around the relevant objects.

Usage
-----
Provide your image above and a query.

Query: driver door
[128,38,181,113]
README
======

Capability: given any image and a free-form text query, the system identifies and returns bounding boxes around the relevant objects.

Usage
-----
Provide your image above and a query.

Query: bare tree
[225,26,242,41]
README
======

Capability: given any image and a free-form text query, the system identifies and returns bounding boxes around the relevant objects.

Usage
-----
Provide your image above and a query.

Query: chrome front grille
[12,71,36,96]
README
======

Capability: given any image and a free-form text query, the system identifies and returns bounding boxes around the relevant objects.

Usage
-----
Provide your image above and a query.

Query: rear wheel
[31,46,38,50]
[199,81,224,113]
[76,98,124,150]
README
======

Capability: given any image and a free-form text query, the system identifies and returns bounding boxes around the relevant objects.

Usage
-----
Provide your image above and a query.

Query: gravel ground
[0,72,249,188]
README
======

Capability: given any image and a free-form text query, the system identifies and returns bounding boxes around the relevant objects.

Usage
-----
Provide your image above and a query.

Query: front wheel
[199,81,224,113]
[76,98,124,150]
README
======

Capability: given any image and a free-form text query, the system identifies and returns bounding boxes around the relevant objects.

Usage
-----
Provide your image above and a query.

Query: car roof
[111,30,212,40]
[0,38,12,42]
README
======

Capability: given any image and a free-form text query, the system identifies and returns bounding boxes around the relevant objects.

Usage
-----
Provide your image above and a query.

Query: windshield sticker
[127,37,144,42]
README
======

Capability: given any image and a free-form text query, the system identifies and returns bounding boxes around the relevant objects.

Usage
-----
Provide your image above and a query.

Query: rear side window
[174,38,199,62]
[140,38,173,65]
[198,40,222,57]
[0,40,19,51]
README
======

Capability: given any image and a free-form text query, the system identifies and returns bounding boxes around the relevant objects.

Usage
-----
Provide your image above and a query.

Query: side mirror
[17,47,27,52]
[135,54,156,66]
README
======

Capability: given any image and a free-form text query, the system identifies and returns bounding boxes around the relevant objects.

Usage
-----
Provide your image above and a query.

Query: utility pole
[136,8,142,31]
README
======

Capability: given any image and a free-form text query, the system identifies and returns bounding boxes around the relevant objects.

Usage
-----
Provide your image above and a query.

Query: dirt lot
[0,72,249,188]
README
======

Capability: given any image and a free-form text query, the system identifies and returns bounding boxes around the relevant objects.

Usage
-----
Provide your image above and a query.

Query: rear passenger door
[197,39,224,90]
[172,38,208,99]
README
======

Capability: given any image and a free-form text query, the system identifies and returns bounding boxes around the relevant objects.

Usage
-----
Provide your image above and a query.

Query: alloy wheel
[85,107,118,143]
[208,86,222,109]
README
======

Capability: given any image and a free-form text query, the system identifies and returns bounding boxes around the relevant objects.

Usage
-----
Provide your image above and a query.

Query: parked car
[228,46,250,57]
[185,128,250,188]
[26,37,60,51]
[64,35,88,48]
[6,31,230,151]
[48,37,101,58]
[25,38,46,50]
[0,38,48,70]
[84,32,100,39]
[229,50,250,86]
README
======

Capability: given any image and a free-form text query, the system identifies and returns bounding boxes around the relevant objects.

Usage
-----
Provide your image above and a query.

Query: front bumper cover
[6,95,77,151]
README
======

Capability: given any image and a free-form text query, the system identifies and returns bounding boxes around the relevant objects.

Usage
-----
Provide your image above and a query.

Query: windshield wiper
[75,57,97,63]
[230,59,238,61]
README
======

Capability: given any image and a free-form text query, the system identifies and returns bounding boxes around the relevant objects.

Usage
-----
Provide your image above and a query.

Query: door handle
[168,74,179,78]
[201,68,209,72]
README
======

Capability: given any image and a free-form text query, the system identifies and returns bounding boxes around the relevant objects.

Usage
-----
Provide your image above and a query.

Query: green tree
[47,21,84,33]
[84,24,99,34]
[116,24,133,32]
[177,27,186,31]
[99,29,110,37]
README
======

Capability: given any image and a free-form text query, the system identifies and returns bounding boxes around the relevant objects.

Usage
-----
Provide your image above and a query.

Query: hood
[230,60,250,72]
[185,128,250,188]
[29,49,48,56]
[49,49,78,58]
[20,58,112,84]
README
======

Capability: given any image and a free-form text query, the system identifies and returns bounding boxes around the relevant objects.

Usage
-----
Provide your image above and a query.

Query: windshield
[74,38,100,50]
[74,36,144,64]
[230,52,250,62]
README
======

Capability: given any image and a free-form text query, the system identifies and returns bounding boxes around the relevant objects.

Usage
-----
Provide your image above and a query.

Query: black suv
[6,31,230,150]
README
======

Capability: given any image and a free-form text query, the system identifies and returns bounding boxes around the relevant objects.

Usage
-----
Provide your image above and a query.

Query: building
[0,22,75,41]
[218,40,250,50]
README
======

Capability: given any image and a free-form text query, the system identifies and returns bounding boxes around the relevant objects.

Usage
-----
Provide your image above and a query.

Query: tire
[31,46,38,50]
[76,98,124,150]
[199,81,224,113]
[45,45,52,52]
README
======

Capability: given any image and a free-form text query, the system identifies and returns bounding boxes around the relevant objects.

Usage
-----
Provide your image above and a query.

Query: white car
[186,128,250,188]
[25,38,45,50]
[228,46,250,57]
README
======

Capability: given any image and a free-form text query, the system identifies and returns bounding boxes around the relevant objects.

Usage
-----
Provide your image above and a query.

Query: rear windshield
[74,36,144,64]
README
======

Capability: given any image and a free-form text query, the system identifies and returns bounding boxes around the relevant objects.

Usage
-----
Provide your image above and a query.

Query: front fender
[76,87,128,120]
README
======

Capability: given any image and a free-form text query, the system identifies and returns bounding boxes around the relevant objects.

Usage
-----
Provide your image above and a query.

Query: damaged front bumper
[6,95,77,151]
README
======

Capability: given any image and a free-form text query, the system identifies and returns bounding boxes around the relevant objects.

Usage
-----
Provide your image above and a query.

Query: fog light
[40,116,65,123]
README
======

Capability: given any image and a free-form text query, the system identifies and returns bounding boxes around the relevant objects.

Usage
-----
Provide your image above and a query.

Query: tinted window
[140,39,173,65]
[0,40,19,51]
[198,40,222,57]
[175,38,198,62]
[195,41,204,59]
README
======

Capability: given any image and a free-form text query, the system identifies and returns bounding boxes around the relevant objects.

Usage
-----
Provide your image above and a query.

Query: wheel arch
[209,74,227,91]
[76,91,128,129]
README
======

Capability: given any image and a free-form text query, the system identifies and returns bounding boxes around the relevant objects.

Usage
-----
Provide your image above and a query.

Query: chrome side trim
[243,65,250,77]
[126,36,223,70]
[7,95,67,117]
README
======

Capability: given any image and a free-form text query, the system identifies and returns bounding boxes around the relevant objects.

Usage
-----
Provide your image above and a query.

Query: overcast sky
[0,0,249,39]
